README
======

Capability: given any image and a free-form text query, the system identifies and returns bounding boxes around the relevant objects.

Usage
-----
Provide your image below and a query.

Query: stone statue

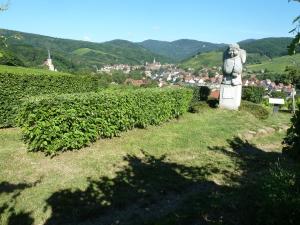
[222,43,246,86]
[219,44,246,110]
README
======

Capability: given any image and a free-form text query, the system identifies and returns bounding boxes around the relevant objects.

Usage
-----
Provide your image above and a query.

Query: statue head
[227,43,240,58]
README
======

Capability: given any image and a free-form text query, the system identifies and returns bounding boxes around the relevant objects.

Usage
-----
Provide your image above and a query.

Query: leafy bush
[255,162,300,225]
[240,101,270,120]
[283,104,300,159]
[242,86,266,104]
[190,86,211,102]
[271,91,287,99]
[0,65,99,127]
[17,88,193,155]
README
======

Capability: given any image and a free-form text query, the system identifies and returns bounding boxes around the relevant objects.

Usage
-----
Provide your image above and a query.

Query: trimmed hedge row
[240,101,270,120]
[17,88,193,155]
[0,66,99,127]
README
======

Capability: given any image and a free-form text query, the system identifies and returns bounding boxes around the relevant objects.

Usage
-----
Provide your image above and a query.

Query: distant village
[96,59,294,96]
[44,52,294,97]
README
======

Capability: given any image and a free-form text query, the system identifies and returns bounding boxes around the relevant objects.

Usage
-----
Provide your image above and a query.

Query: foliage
[240,101,270,120]
[271,91,287,99]
[288,0,300,55]
[111,70,127,84]
[128,70,144,80]
[188,86,212,113]
[0,49,24,66]
[190,86,211,102]
[242,86,266,104]
[17,88,193,155]
[255,161,300,225]
[283,103,300,158]
[285,66,300,88]
[0,65,99,127]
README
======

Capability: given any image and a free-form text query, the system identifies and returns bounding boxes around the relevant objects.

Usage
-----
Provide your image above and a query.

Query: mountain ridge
[0,28,295,74]
[0,29,172,73]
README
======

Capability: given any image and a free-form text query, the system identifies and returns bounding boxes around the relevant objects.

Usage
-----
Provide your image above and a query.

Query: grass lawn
[0,108,295,225]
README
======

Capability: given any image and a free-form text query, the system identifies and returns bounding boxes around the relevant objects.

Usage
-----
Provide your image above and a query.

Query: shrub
[240,101,270,120]
[191,86,211,102]
[255,162,300,225]
[271,90,287,99]
[283,103,300,159]
[0,65,99,127]
[242,86,266,104]
[17,88,193,155]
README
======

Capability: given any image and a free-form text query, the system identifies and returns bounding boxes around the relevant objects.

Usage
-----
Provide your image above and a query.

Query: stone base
[219,84,242,110]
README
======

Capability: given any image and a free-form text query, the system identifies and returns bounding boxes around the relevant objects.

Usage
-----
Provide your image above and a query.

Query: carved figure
[222,43,246,86]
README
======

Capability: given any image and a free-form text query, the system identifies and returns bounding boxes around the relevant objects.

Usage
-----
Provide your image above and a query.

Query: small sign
[222,86,234,99]
[269,98,285,105]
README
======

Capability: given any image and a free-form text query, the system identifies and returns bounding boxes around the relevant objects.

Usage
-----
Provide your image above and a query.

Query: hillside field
[246,53,300,73]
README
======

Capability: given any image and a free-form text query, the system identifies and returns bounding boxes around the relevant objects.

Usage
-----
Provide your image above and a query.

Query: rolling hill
[139,39,226,62]
[0,29,172,73]
[180,37,296,72]
[247,53,300,73]
[239,37,294,58]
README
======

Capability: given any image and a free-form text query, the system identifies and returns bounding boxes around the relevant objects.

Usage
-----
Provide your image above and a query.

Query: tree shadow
[208,137,282,183]
[5,137,287,225]
[44,150,222,225]
[43,138,286,225]
[0,180,40,225]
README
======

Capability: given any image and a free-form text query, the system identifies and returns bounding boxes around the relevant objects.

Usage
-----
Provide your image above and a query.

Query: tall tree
[0,0,9,11]
[288,0,300,54]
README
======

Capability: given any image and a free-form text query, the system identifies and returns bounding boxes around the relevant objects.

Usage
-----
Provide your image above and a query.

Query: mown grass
[0,109,293,225]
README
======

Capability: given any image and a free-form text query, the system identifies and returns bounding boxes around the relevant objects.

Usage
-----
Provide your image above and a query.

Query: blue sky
[0,0,299,43]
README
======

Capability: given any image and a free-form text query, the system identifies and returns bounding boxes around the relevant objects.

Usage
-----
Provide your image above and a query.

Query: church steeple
[44,49,56,71]
[48,49,51,60]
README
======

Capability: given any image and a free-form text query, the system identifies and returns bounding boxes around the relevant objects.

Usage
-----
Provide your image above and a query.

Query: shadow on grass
[43,151,219,225]
[42,138,286,225]
[1,138,295,225]
[0,180,40,225]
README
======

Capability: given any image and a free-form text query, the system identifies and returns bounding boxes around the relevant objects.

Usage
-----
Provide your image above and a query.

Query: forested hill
[0,29,172,73]
[239,37,294,58]
[180,37,295,71]
[139,39,226,62]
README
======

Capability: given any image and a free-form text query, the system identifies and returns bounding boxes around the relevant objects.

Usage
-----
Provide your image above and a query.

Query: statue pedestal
[219,84,242,110]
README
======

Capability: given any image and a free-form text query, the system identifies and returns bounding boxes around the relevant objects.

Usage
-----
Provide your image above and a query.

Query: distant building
[43,50,57,71]
[145,58,161,71]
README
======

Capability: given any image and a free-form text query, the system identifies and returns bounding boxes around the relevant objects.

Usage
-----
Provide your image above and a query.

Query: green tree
[111,70,127,84]
[288,0,300,54]
[0,1,9,11]
[128,70,144,80]
[284,66,300,88]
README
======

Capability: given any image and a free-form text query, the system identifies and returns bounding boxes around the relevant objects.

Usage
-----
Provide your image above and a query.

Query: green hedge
[240,101,270,120]
[242,86,266,104]
[0,65,99,127]
[17,88,193,155]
